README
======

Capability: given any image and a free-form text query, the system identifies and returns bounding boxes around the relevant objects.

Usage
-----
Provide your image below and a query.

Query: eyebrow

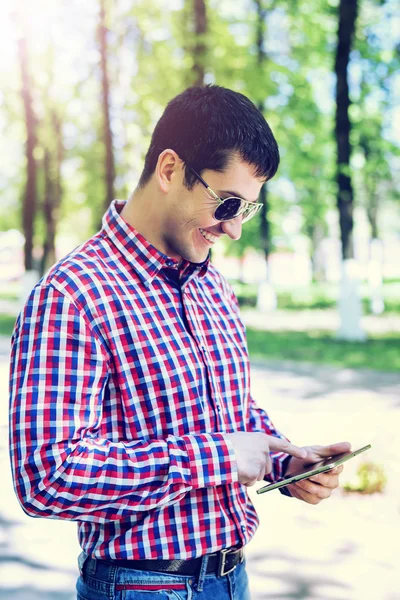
[218,189,256,204]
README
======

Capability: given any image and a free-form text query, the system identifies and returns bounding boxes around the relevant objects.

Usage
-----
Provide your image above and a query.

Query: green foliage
[277,289,335,310]
[231,281,259,305]
[350,0,400,238]
[0,0,398,271]
[0,286,19,301]
[343,462,387,494]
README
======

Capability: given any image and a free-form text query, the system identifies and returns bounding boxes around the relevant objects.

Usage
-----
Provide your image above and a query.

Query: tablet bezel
[256,444,371,495]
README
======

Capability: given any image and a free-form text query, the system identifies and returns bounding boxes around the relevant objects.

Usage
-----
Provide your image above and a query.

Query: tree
[221,0,280,273]
[353,0,399,243]
[41,108,63,274]
[98,0,115,213]
[254,0,271,267]
[334,0,359,260]
[16,4,38,272]
[334,0,366,340]
[192,0,207,86]
[283,0,337,282]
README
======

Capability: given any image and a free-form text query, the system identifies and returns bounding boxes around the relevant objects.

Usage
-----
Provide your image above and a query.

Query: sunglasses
[185,164,263,223]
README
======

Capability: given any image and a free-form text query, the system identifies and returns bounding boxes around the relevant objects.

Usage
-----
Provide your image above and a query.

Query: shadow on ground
[0,589,75,600]
[251,359,400,407]
[249,550,352,599]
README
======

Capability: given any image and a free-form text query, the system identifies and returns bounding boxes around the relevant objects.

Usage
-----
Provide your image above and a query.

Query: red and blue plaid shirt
[9,200,289,560]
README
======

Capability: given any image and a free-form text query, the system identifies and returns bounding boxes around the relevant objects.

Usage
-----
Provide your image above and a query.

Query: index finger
[315,442,352,458]
[268,437,307,459]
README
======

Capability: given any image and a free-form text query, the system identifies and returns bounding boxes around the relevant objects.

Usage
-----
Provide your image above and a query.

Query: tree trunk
[334,0,365,340]
[99,0,115,213]
[257,182,277,310]
[18,32,37,272]
[259,185,270,263]
[308,222,326,282]
[334,0,358,260]
[368,207,378,240]
[366,196,379,240]
[192,0,207,86]
[360,136,379,241]
[254,2,271,273]
[41,111,63,274]
[254,2,277,310]
[41,149,55,274]
[255,0,267,66]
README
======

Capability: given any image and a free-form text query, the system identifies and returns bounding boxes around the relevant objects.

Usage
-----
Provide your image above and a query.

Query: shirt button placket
[200,343,223,425]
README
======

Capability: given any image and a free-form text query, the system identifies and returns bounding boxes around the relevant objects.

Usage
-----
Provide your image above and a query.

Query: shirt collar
[101,200,210,285]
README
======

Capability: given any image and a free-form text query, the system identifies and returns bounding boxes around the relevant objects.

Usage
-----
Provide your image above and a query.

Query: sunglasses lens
[214,198,242,221]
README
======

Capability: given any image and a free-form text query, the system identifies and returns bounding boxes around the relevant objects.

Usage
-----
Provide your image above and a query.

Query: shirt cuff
[279,454,293,498]
[262,453,293,497]
[181,433,239,489]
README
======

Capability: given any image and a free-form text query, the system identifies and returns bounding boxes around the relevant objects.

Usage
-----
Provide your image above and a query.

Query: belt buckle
[218,548,241,578]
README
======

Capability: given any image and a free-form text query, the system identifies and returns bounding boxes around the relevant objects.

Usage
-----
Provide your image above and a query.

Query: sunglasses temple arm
[186,164,218,196]
[205,186,221,202]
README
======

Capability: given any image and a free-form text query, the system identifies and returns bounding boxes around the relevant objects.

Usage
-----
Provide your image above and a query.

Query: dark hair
[138,85,280,189]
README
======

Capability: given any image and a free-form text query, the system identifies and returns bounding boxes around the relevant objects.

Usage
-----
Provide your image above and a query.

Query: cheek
[169,191,216,230]
[167,202,189,229]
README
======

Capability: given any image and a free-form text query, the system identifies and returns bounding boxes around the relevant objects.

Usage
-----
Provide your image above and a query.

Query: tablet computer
[256,444,371,494]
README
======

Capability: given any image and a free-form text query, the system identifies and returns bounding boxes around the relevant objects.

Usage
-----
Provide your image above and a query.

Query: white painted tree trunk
[336,259,366,341]
[19,269,40,309]
[257,264,277,312]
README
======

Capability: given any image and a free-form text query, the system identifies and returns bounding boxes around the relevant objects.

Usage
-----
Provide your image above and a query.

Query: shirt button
[165,259,175,267]
[241,525,246,532]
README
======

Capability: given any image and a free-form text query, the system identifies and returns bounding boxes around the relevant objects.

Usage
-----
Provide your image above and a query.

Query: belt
[98,547,244,578]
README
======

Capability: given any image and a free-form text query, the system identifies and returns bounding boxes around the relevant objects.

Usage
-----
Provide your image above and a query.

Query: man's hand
[224,432,307,487]
[285,442,351,504]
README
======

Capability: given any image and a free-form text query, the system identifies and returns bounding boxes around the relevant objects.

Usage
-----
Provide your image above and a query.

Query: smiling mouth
[199,228,219,244]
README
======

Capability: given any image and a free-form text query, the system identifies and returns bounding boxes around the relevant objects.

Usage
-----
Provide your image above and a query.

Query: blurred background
[0,0,399,599]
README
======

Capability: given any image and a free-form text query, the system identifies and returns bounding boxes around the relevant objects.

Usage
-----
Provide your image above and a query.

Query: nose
[220,215,242,240]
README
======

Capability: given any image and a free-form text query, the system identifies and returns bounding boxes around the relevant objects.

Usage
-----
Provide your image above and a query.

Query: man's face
[161,154,265,264]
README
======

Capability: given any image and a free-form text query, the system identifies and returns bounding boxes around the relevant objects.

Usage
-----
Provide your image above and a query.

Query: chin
[182,249,208,264]
[168,231,210,264]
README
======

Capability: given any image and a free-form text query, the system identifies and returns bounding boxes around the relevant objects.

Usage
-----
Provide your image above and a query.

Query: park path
[240,307,400,335]
[0,336,399,599]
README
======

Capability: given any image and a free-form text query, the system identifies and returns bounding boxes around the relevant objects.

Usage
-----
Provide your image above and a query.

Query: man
[9,85,350,599]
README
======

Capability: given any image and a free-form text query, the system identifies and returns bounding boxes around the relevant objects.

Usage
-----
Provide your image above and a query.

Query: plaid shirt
[9,200,289,560]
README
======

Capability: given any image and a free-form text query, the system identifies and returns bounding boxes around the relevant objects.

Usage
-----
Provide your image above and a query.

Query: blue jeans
[76,551,252,599]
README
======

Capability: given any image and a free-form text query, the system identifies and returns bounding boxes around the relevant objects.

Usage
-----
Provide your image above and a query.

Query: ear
[155,149,182,193]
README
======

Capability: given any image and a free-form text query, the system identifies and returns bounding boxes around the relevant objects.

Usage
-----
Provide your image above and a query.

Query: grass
[0,314,16,337]
[1,291,399,372]
[0,290,19,302]
[0,280,20,302]
[1,311,398,372]
[246,328,400,372]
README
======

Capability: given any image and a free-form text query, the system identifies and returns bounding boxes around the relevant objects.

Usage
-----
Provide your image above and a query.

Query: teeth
[199,228,218,243]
